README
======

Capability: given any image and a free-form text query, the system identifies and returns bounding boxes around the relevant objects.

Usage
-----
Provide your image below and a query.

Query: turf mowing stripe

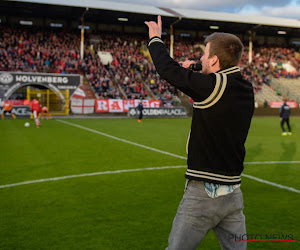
[57,120,300,166]
[2,120,298,193]
[242,174,300,194]
[55,120,300,193]
[57,120,187,160]
[0,166,186,189]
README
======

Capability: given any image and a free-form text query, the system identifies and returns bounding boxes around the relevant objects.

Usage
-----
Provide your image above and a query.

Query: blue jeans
[167,180,246,250]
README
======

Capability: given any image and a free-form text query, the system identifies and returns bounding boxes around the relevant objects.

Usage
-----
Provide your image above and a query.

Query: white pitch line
[242,174,300,194]
[56,121,300,165]
[57,120,300,166]
[1,165,299,193]
[57,120,187,160]
[1,120,299,193]
[245,161,300,165]
[56,120,300,194]
[0,166,186,189]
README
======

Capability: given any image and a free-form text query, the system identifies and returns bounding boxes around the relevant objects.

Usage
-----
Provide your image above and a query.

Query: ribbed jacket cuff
[148,36,163,47]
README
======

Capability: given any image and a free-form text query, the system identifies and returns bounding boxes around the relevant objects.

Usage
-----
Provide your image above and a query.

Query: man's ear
[210,55,219,67]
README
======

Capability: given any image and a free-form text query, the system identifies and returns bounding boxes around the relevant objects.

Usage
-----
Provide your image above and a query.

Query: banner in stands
[0,105,31,117]
[128,107,187,117]
[269,101,298,108]
[71,99,95,114]
[97,51,113,65]
[0,71,81,100]
[95,99,161,113]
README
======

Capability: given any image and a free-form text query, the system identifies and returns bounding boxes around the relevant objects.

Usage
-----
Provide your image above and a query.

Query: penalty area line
[0,166,186,189]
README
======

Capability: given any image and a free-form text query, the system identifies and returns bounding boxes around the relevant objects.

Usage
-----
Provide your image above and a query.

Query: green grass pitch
[0,117,299,249]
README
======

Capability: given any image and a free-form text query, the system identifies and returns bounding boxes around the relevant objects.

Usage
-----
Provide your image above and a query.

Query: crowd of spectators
[0,26,81,73]
[87,33,180,105]
[0,26,121,99]
[80,48,120,99]
[240,46,300,93]
[93,33,150,100]
[1,24,300,102]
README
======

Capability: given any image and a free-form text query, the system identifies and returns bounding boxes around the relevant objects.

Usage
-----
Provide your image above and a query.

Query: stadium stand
[239,46,300,105]
[254,84,283,105]
[0,26,81,73]
[86,33,146,99]
[1,24,299,107]
[270,78,300,103]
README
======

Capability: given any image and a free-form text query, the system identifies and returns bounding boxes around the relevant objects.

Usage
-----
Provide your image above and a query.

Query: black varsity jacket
[148,37,254,185]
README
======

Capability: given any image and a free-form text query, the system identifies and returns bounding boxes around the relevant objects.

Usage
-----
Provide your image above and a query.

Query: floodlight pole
[248,24,261,64]
[80,7,89,60]
[170,17,182,58]
[248,30,252,64]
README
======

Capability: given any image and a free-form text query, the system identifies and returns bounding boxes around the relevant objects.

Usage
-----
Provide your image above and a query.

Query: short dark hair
[204,32,244,69]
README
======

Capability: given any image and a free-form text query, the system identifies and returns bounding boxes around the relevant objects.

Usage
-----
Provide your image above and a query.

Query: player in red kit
[30,99,41,127]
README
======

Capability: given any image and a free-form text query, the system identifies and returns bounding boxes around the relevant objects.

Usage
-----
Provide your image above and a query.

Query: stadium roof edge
[7,0,175,17]
[7,0,300,29]
[174,8,300,29]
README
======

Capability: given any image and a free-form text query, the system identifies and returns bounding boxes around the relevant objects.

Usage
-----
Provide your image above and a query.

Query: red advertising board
[95,99,161,113]
[269,101,298,108]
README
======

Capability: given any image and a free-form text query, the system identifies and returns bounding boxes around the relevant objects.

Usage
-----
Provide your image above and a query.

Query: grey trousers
[167,180,247,250]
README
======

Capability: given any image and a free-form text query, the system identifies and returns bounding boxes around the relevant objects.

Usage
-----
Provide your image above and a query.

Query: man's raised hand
[145,16,162,39]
